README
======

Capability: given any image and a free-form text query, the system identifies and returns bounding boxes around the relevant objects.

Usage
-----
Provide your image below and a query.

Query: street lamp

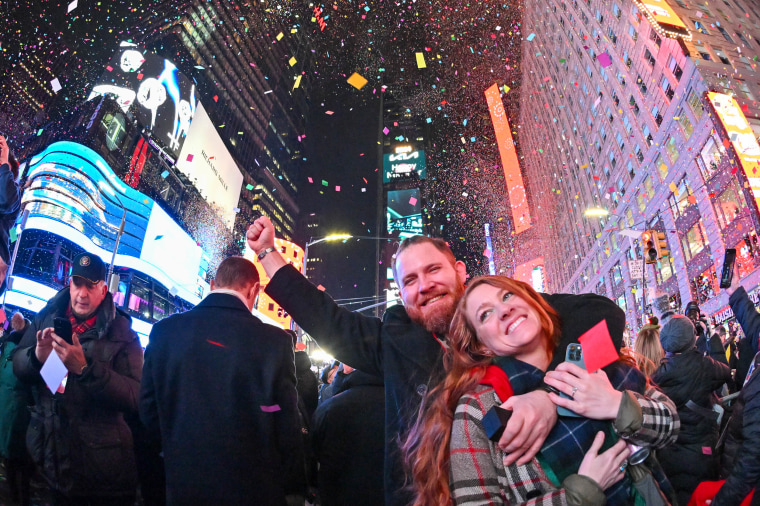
[303,234,354,276]
[584,207,611,217]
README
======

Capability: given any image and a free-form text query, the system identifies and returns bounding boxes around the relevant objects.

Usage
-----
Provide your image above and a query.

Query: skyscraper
[518,0,760,327]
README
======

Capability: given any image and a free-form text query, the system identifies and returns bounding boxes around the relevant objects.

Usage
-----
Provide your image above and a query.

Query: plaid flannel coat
[449,361,679,506]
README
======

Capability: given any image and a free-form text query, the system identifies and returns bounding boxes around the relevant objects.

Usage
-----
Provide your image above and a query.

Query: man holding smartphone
[13,252,143,505]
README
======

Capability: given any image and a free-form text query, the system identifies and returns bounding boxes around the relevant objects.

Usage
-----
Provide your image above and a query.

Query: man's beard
[406,283,465,335]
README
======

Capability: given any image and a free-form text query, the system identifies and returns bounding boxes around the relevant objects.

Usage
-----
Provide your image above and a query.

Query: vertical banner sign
[707,92,760,212]
[484,83,532,234]
[484,223,496,275]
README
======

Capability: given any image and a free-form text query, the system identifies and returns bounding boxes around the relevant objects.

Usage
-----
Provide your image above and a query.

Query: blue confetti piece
[161,170,169,179]
[527,33,536,41]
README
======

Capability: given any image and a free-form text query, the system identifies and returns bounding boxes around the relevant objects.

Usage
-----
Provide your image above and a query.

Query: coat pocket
[25,407,45,468]
[75,421,136,492]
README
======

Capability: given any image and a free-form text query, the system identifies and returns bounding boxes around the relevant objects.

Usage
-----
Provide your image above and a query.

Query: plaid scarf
[66,306,97,337]
[490,356,647,505]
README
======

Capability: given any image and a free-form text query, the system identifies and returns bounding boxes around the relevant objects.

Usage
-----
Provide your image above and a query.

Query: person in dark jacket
[705,269,760,505]
[139,256,306,506]
[652,315,731,505]
[0,312,33,505]
[736,335,755,390]
[0,134,22,295]
[291,337,319,419]
[247,216,631,505]
[311,365,385,506]
[12,252,143,505]
[686,300,729,366]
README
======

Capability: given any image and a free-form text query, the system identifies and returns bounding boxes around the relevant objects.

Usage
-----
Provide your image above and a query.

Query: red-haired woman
[404,276,679,505]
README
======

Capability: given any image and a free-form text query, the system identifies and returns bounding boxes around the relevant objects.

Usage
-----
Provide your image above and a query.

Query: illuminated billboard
[21,141,209,304]
[485,83,532,234]
[175,103,244,229]
[387,188,423,238]
[635,0,691,39]
[89,44,199,159]
[707,92,760,212]
[513,257,546,293]
[383,151,427,183]
[244,239,305,329]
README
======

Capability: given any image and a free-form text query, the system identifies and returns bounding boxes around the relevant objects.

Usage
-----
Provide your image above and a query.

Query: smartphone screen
[720,248,737,289]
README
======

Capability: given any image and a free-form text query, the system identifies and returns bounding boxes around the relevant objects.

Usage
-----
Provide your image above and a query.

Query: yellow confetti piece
[291,28,297,34]
[347,72,368,89]
[580,164,589,169]
[276,32,284,41]
[289,56,297,66]
[293,75,302,89]
[503,85,511,93]
[416,52,427,68]
[669,182,678,192]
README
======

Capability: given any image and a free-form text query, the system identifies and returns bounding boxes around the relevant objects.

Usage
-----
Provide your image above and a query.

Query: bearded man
[247,217,626,506]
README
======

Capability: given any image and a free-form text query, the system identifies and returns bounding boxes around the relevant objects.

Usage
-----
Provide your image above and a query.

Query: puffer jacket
[0,336,32,459]
[13,287,143,497]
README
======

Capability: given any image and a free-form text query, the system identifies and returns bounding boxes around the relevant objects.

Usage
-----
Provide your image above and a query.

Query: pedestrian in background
[0,134,22,295]
[634,317,664,378]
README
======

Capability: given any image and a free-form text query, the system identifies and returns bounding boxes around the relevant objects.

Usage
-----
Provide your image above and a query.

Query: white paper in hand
[40,352,68,394]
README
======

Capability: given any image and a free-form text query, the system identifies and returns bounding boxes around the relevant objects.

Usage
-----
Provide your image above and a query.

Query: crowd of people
[0,205,760,505]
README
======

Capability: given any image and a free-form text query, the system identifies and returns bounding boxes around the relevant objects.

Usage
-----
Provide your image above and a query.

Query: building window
[668,56,684,81]
[644,48,656,67]
[699,136,724,180]
[637,190,648,213]
[695,44,712,60]
[650,29,662,48]
[643,124,654,146]
[714,48,732,65]
[665,135,680,163]
[652,104,663,126]
[678,113,694,139]
[657,255,676,284]
[637,74,648,95]
[622,115,632,133]
[608,27,618,45]
[628,160,636,179]
[694,20,710,34]
[737,79,755,100]
[718,26,735,43]
[608,151,617,169]
[595,9,604,23]
[662,76,675,100]
[623,51,633,68]
[738,32,753,48]
[655,154,669,179]
[607,107,614,123]
[634,144,645,163]
[629,95,640,115]
[613,3,622,18]
[645,176,655,198]
[668,175,694,216]
[713,179,747,228]
[613,262,623,285]
[682,220,709,261]
[688,89,704,119]
[629,23,638,41]
[616,132,625,150]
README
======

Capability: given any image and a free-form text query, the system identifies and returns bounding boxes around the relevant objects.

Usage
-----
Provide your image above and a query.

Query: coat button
[416,384,428,396]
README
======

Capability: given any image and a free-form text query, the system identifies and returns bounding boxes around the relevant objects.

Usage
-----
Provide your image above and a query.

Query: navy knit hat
[660,315,696,353]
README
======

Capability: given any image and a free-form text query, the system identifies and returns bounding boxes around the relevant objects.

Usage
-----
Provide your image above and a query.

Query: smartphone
[482,405,513,442]
[53,317,73,345]
[557,343,586,418]
[720,248,737,289]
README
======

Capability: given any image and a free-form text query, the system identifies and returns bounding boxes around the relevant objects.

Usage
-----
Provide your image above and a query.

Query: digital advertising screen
[175,103,244,229]
[637,0,689,32]
[89,44,199,159]
[387,188,423,238]
[383,150,427,183]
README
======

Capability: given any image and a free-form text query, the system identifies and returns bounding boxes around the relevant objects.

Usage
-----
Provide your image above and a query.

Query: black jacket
[737,337,754,389]
[697,332,730,366]
[312,370,385,506]
[0,162,20,265]
[652,350,730,504]
[139,292,306,505]
[266,264,628,506]
[295,351,319,419]
[13,287,142,497]
[712,287,760,506]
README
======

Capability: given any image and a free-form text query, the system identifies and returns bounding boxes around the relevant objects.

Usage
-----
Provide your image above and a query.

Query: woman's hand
[577,431,630,490]
[544,362,623,420]
[0,136,8,167]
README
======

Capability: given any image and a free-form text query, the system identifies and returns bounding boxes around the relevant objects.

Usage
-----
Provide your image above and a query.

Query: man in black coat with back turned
[140,256,306,505]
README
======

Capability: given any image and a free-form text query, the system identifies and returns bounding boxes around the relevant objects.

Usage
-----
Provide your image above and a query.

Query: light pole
[303,234,353,277]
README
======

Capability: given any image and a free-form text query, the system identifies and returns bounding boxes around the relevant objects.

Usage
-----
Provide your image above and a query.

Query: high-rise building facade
[519,0,760,328]
[136,1,313,242]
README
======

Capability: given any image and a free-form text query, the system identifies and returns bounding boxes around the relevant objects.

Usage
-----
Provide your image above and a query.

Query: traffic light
[655,231,669,259]
[642,230,657,264]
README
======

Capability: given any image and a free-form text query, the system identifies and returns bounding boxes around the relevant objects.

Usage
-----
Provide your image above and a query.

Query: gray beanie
[659,315,696,353]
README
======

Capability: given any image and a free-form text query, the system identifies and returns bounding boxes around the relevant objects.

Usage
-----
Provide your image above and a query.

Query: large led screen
[175,103,244,229]
[387,188,423,238]
[707,92,760,213]
[485,83,532,234]
[89,45,198,158]
[383,151,427,183]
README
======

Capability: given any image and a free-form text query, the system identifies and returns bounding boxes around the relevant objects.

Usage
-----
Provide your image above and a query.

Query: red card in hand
[578,320,619,373]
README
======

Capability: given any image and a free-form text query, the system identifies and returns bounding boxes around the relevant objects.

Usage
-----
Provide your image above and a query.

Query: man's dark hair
[391,236,456,284]
[214,256,259,290]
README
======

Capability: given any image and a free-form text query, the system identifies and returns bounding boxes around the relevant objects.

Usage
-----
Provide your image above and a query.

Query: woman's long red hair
[402,276,561,505]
